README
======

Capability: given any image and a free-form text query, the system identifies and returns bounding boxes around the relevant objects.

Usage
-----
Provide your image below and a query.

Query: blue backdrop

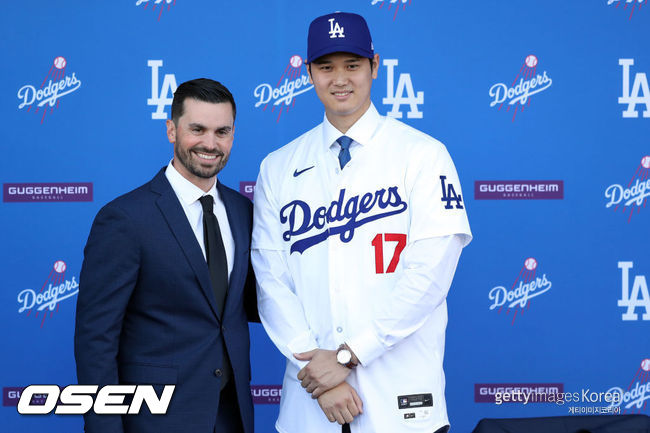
[1,1,649,432]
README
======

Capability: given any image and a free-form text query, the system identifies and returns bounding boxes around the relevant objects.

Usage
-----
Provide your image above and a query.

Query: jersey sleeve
[252,157,319,367]
[407,142,472,246]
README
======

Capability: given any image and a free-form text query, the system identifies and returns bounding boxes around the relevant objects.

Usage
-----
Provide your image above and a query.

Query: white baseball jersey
[252,104,472,433]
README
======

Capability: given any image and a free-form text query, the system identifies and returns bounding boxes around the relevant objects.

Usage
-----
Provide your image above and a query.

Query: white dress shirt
[165,161,234,281]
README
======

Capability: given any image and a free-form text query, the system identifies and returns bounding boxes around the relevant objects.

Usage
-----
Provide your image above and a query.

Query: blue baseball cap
[307,12,374,64]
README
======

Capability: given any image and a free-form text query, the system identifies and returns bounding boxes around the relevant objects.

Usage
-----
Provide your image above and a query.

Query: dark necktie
[337,135,353,169]
[198,194,232,389]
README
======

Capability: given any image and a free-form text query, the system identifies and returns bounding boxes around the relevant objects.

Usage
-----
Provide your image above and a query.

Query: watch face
[337,349,352,364]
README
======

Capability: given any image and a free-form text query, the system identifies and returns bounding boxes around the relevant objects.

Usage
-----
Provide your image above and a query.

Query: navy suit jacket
[75,168,257,433]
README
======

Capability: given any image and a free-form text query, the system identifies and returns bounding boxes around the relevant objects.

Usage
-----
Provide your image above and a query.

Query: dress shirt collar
[165,160,218,205]
[322,103,382,150]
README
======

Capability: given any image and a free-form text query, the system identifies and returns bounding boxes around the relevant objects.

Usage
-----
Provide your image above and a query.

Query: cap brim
[308,45,374,63]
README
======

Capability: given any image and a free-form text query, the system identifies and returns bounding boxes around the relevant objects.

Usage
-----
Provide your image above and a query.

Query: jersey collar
[322,103,383,151]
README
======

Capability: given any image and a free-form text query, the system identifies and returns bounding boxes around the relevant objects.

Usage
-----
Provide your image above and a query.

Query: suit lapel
[217,181,245,316]
[151,169,222,321]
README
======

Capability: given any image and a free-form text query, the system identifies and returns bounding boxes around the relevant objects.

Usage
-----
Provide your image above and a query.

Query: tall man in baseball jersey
[76,79,257,433]
[252,12,471,433]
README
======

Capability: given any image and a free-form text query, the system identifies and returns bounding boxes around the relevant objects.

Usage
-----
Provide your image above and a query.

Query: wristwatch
[336,344,357,369]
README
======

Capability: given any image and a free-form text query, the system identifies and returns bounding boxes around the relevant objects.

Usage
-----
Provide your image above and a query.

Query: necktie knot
[337,135,353,150]
[336,136,353,169]
[198,195,214,214]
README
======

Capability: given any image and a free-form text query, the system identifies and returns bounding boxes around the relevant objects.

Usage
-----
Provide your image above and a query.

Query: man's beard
[174,143,229,179]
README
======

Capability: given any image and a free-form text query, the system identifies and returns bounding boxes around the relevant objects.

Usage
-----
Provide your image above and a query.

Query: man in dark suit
[75,78,257,433]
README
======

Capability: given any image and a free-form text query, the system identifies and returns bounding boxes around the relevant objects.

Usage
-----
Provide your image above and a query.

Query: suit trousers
[215,379,244,433]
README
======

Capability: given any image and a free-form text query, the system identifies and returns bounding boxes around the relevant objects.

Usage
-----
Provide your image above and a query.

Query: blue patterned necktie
[337,135,353,169]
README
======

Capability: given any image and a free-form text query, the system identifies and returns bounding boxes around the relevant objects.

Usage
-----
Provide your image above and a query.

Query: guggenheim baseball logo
[17,260,79,327]
[475,180,563,200]
[605,156,649,222]
[3,182,92,202]
[489,258,552,325]
[489,55,552,121]
[16,385,175,415]
[17,56,81,123]
[254,55,313,122]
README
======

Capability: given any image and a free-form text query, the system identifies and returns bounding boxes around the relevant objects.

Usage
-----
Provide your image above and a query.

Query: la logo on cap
[328,18,345,38]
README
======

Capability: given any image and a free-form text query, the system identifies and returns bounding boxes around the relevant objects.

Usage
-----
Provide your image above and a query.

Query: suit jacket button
[214,369,222,377]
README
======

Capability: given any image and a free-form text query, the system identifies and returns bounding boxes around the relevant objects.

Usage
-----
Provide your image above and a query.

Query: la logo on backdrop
[604,156,650,222]
[607,0,647,19]
[488,258,553,325]
[617,261,650,322]
[16,260,79,328]
[148,60,178,120]
[253,55,313,123]
[618,59,650,119]
[370,0,411,20]
[16,56,82,123]
[135,0,175,21]
[489,55,552,122]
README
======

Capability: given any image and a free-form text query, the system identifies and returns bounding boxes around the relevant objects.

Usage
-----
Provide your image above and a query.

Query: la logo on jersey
[618,262,650,321]
[619,59,650,118]
[148,60,177,120]
[440,176,463,209]
[328,18,345,38]
[383,59,424,119]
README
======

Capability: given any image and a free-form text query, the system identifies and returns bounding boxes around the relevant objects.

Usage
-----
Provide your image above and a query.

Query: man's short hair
[171,78,236,124]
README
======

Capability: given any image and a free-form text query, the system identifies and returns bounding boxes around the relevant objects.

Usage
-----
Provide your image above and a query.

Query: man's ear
[371,54,380,80]
[166,119,176,143]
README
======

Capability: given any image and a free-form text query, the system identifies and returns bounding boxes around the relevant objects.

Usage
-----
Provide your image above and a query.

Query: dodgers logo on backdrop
[280,186,408,254]
[148,60,177,120]
[136,0,175,21]
[604,156,650,222]
[605,359,650,414]
[383,59,424,119]
[619,59,650,118]
[489,258,552,324]
[617,261,650,321]
[608,0,646,19]
[489,55,552,122]
[253,55,313,123]
[371,0,410,20]
[16,260,79,328]
[17,56,82,124]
